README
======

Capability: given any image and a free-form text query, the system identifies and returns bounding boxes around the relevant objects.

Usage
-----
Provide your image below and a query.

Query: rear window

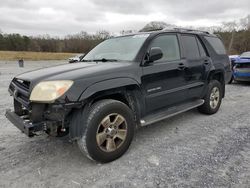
[204,36,226,54]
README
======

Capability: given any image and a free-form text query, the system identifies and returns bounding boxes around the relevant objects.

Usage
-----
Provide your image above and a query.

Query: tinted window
[204,36,226,54]
[149,34,180,62]
[197,39,207,57]
[182,35,200,59]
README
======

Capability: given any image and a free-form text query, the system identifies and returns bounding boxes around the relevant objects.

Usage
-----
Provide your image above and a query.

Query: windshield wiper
[81,59,94,62]
[82,58,118,62]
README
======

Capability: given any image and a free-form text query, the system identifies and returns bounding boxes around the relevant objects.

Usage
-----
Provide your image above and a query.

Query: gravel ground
[0,61,249,188]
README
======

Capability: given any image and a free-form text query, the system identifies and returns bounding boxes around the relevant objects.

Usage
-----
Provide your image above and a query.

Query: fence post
[18,59,24,67]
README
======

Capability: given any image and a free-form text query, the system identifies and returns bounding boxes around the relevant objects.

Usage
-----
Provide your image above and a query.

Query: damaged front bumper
[6,77,84,137]
[5,109,45,137]
[5,101,83,137]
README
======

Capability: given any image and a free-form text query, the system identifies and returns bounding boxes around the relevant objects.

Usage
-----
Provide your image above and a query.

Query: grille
[10,78,31,108]
[13,78,30,90]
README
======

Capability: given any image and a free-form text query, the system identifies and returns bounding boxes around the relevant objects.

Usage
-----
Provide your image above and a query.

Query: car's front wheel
[77,99,135,163]
[198,80,222,114]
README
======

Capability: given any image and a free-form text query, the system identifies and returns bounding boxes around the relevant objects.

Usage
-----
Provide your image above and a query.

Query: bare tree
[95,30,111,40]
[240,14,250,30]
[120,30,136,35]
[139,21,176,32]
[221,21,238,53]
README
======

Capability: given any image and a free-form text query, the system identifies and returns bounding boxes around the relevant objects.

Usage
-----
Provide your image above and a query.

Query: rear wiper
[82,58,117,62]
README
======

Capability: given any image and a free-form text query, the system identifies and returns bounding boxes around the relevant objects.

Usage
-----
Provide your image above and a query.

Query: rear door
[141,33,189,114]
[180,34,208,99]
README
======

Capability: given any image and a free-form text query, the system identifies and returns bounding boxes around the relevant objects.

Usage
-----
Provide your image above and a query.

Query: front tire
[77,99,135,163]
[198,80,222,114]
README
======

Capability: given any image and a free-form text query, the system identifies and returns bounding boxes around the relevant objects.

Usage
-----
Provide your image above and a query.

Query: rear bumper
[5,109,45,137]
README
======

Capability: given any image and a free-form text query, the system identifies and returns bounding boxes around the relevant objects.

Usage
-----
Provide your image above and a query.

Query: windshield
[83,34,149,61]
[240,51,250,58]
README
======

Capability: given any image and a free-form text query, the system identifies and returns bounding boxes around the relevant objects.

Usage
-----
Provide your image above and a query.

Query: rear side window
[149,34,180,62]
[181,35,200,59]
[204,36,226,54]
[197,39,207,57]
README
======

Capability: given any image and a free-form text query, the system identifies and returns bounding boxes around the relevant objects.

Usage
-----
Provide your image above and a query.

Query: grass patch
[0,51,78,61]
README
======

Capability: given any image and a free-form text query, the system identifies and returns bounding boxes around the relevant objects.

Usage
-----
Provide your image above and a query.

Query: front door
[141,34,189,114]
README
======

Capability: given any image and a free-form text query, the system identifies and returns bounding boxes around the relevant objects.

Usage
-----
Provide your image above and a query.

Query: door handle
[204,59,210,65]
[178,63,186,70]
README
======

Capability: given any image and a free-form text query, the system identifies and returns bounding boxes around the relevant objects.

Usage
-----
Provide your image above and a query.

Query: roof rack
[139,28,164,32]
[171,27,210,34]
[139,27,211,34]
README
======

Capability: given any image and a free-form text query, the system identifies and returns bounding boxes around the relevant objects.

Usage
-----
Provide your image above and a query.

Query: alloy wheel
[96,113,128,152]
[210,87,220,109]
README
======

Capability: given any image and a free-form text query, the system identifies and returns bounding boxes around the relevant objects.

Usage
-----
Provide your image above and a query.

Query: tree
[240,14,250,30]
[94,30,111,40]
[139,21,176,32]
[0,15,249,55]
[120,30,136,35]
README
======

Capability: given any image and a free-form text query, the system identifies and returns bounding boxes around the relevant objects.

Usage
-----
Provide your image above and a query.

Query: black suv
[6,28,232,163]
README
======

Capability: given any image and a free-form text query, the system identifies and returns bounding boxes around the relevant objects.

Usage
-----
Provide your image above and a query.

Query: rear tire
[77,99,135,163]
[198,80,222,115]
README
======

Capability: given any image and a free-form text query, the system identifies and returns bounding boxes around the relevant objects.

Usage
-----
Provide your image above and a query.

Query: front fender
[78,77,140,101]
[69,77,141,140]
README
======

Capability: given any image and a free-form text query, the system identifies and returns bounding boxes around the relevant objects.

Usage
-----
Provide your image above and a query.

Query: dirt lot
[0,61,249,188]
[0,51,77,61]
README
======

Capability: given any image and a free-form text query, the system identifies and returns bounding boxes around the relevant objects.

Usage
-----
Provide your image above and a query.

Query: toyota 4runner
[6,28,232,163]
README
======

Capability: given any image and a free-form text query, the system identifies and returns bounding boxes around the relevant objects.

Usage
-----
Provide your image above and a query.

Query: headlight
[30,80,73,103]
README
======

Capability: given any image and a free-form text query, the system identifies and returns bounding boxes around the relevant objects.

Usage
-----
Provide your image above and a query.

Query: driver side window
[149,34,180,62]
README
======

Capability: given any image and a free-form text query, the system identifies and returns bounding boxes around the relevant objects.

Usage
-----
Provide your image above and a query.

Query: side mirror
[148,47,163,63]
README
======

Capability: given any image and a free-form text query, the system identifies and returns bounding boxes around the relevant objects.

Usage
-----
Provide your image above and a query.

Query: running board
[140,99,204,126]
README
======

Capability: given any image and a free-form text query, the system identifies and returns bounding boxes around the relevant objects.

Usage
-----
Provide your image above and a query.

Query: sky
[0,0,249,36]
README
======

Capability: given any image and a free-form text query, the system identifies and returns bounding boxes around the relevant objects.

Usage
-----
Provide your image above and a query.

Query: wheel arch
[88,85,143,124]
[69,81,143,140]
[207,70,225,98]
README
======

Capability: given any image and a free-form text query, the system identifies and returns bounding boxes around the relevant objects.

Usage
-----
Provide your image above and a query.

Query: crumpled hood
[235,57,250,63]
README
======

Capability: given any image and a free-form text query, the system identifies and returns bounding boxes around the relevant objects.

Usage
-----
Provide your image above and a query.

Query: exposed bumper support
[5,109,45,137]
